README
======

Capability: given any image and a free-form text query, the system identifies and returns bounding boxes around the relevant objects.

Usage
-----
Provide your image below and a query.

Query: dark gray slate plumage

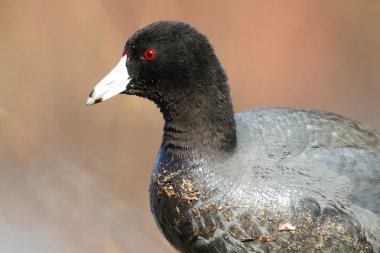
[87,21,380,252]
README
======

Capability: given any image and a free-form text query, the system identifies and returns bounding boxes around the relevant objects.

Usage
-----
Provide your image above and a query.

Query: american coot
[86,21,380,252]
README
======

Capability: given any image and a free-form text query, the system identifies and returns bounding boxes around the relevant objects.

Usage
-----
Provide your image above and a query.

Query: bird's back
[230,107,380,251]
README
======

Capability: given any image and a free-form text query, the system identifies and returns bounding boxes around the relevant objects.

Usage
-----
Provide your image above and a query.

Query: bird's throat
[159,85,237,156]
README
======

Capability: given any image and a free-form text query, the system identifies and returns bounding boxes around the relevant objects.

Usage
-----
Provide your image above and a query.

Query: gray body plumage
[150,108,380,252]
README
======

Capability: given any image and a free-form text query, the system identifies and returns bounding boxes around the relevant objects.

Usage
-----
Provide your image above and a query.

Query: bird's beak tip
[86,97,95,106]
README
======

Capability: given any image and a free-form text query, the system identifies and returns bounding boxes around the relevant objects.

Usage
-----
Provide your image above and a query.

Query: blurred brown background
[0,1,379,252]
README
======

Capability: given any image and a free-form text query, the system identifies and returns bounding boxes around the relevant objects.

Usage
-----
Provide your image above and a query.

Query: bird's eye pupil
[143,49,156,60]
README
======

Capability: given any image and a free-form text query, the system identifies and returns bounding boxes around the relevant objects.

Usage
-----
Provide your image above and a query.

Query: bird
[86,21,380,253]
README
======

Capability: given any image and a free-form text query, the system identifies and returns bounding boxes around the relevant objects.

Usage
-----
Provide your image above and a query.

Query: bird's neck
[159,82,237,157]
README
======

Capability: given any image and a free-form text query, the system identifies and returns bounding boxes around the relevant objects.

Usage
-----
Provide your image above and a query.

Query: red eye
[143,49,156,60]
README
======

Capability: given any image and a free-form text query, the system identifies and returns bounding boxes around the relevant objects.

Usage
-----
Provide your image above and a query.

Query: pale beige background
[0,1,379,252]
